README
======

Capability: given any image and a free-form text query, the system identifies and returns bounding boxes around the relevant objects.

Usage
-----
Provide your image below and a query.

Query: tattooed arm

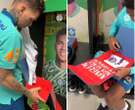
[0,69,41,102]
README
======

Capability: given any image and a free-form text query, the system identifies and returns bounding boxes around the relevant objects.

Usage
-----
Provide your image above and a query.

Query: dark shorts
[0,97,25,110]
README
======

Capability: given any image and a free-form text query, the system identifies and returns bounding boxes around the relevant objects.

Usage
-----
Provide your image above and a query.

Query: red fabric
[26,77,51,101]
[26,77,62,110]
[103,80,115,91]
[68,50,134,86]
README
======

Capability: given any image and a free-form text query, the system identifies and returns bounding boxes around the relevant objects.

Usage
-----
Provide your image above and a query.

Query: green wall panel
[44,0,66,12]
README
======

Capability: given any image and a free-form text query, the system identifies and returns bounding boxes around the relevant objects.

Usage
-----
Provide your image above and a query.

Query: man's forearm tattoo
[0,75,6,83]
[9,78,30,96]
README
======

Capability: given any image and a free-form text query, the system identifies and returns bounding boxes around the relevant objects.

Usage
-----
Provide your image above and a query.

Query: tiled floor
[68,92,134,110]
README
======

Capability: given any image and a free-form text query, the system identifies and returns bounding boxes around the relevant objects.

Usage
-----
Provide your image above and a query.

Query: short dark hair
[123,0,134,9]
[56,28,66,40]
[13,0,44,12]
[68,0,75,4]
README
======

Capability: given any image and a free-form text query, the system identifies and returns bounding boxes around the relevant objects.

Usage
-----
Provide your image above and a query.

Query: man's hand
[108,37,120,51]
[114,67,131,79]
[25,87,44,102]
[0,69,44,102]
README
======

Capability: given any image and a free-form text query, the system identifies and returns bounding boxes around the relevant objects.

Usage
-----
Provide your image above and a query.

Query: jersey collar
[2,9,17,26]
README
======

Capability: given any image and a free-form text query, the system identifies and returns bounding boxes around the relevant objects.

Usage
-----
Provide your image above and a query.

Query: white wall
[0,0,13,10]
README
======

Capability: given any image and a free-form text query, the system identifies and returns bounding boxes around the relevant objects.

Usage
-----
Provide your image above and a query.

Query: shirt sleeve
[130,66,135,75]
[109,7,126,37]
[0,31,21,70]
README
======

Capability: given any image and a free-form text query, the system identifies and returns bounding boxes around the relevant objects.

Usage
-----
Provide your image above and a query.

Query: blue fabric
[116,27,134,58]
[115,27,135,78]
[130,66,135,75]
[19,58,29,83]
[112,75,134,91]
[109,7,135,37]
[0,97,25,110]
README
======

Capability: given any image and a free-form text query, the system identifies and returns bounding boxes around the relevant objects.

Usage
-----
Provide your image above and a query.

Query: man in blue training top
[91,0,134,110]
[0,0,44,110]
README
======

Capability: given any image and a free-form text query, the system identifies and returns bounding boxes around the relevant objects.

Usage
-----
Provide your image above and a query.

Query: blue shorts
[113,75,134,92]
[0,97,25,110]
